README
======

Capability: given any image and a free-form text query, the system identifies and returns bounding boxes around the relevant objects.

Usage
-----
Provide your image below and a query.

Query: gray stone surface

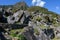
[32,21,51,40]
[7,10,23,24]
[57,33,60,37]
[23,26,37,40]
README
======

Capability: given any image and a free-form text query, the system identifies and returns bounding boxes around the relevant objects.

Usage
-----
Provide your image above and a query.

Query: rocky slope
[0,1,60,40]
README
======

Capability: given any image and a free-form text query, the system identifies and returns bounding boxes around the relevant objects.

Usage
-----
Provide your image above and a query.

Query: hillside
[0,1,60,40]
[0,1,28,12]
[0,1,59,16]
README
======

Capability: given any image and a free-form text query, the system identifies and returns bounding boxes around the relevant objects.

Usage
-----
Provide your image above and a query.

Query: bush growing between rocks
[18,34,27,40]
[34,28,40,35]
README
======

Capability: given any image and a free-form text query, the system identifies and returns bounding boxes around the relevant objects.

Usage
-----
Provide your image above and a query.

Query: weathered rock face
[0,8,13,23]
[29,20,51,40]
[56,27,60,32]
[0,23,28,40]
[7,10,23,24]
[56,33,60,39]
[22,26,37,40]
[43,29,55,39]
[7,10,31,24]
[0,8,3,12]
[28,21,33,26]
[0,8,7,23]
[4,8,13,17]
[0,7,60,40]
[0,26,7,40]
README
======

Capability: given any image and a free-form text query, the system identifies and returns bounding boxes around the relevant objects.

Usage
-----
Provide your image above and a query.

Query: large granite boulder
[56,33,60,39]
[7,10,23,24]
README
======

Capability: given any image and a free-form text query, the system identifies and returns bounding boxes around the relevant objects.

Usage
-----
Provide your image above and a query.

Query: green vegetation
[40,24,47,29]
[10,28,25,37]
[52,37,59,40]
[35,16,42,22]
[27,6,58,18]
[18,34,27,40]
[27,6,48,12]
[0,1,59,18]
[34,28,40,35]
[12,1,28,13]
[10,29,27,40]
[0,1,60,40]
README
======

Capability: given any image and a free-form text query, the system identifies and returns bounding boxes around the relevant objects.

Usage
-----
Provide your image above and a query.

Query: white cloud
[32,0,37,5]
[56,6,59,10]
[36,0,41,3]
[36,1,46,7]
[32,0,46,7]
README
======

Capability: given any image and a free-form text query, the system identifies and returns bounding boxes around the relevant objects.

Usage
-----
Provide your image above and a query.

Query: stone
[22,26,37,40]
[43,28,55,39]
[23,15,32,24]
[56,27,60,32]
[0,8,3,12]
[7,10,23,24]
[56,33,60,39]
[12,37,18,40]
[28,21,33,26]
[36,21,41,26]
[7,15,19,24]
[7,7,12,13]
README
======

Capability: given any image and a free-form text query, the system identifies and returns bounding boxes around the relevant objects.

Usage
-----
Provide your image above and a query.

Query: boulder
[56,33,60,39]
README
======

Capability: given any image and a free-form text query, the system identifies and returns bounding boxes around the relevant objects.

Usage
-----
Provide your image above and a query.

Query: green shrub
[34,28,40,35]
[18,34,27,40]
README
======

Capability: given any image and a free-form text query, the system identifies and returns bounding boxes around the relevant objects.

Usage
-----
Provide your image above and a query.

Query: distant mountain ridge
[0,5,13,9]
[0,1,28,10]
[0,1,59,16]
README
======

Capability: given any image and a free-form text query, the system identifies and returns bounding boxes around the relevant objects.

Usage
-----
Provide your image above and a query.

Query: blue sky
[0,0,60,14]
